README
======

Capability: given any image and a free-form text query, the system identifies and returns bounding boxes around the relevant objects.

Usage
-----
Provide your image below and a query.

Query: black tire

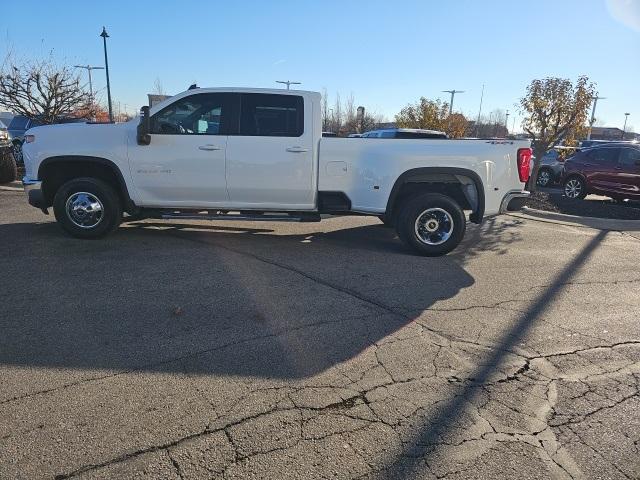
[53,177,122,239]
[12,141,24,166]
[563,176,587,200]
[0,149,17,184]
[395,193,466,256]
[536,168,553,187]
[378,215,394,228]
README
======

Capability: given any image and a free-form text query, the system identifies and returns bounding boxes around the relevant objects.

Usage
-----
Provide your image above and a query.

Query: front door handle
[198,144,222,151]
[286,146,309,153]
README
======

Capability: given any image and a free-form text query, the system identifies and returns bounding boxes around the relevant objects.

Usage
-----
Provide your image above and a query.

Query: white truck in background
[21,87,531,256]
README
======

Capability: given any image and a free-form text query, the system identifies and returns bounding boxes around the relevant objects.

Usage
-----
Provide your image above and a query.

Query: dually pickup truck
[22,87,531,256]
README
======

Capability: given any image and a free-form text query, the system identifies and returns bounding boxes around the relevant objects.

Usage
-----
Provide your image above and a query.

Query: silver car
[535,150,566,187]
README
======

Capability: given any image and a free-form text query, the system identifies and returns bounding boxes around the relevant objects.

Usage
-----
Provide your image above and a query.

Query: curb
[507,206,640,231]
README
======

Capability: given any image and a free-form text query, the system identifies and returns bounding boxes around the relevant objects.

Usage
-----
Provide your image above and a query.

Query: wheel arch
[386,167,485,224]
[38,155,136,212]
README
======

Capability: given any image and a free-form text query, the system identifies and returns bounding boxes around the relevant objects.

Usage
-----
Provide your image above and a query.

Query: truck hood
[22,121,135,180]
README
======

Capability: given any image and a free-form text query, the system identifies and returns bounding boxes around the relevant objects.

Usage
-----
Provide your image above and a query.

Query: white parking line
[0,185,23,192]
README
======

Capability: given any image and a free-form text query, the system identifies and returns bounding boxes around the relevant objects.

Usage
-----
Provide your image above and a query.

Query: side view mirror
[136,106,151,145]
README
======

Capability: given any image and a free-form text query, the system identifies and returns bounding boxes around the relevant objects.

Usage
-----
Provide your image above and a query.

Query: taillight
[517,148,532,183]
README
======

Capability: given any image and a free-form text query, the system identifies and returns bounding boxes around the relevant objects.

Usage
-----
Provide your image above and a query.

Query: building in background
[589,126,639,141]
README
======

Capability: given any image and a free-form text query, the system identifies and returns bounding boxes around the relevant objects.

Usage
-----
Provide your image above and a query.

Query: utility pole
[73,65,104,99]
[276,80,301,90]
[586,95,605,140]
[474,84,484,137]
[442,89,465,115]
[100,27,113,122]
[622,113,630,140]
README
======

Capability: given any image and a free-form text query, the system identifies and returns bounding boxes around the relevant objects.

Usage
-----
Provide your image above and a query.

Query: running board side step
[159,212,321,222]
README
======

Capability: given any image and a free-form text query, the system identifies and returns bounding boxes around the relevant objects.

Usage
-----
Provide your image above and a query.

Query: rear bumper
[499,190,530,213]
[22,177,46,210]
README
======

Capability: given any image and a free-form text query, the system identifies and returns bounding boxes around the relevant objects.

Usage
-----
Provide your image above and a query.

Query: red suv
[562,144,640,201]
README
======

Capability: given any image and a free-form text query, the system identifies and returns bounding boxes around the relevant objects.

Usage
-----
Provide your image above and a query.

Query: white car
[21,87,531,256]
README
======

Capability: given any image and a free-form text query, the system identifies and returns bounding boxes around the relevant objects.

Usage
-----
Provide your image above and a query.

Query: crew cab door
[581,147,620,193]
[128,92,236,207]
[225,93,315,209]
[615,147,640,198]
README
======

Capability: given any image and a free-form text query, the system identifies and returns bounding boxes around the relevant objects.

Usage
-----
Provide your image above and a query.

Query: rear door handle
[198,144,222,151]
[286,146,309,153]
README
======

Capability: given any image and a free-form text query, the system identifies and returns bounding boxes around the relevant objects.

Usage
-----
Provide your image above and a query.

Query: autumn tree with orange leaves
[520,76,596,190]
[395,97,468,138]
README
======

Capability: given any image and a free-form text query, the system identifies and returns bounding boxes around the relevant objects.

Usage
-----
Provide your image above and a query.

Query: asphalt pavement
[1,186,639,479]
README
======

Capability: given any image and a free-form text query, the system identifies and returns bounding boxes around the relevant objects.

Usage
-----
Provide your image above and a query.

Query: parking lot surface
[1,187,639,479]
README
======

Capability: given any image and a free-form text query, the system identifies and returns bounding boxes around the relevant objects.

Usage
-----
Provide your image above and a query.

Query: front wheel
[0,149,17,184]
[53,177,122,239]
[395,193,466,256]
[563,176,587,200]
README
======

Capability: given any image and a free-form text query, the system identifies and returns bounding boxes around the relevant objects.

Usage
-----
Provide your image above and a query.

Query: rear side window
[240,94,303,137]
[619,148,640,167]
[586,148,619,165]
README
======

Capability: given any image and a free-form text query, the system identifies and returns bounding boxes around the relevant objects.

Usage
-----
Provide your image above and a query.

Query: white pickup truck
[21,87,531,256]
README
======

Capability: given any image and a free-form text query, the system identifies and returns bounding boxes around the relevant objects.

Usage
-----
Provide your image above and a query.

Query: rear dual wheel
[395,193,466,256]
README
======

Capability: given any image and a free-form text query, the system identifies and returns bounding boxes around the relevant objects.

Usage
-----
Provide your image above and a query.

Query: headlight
[24,134,35,143]
[0,130,8,141]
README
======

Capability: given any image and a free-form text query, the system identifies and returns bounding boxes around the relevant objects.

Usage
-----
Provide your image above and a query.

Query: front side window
[240,94,303,137]
[619,148,640,167]
[151,93,234,135]
[586,148,619,165]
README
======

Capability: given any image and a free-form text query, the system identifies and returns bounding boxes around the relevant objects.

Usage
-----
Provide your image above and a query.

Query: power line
[276,80,301,90]
[442,89,465,115]
[73,64,104,99]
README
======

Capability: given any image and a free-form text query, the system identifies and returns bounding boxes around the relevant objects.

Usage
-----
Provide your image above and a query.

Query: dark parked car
[535,150,566,187]
[0,128,17,183]
[361,128,448,139]
[562,143,640,201]
[8,115,87,166]
[7,115,43,166]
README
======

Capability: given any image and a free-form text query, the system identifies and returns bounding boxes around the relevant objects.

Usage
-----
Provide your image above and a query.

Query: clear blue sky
[2,0,639,131]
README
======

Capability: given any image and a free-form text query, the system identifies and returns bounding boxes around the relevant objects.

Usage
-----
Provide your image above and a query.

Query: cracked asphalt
[1,186,639,479]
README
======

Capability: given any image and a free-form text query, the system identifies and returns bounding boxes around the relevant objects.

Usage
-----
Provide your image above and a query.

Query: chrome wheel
[564,178,583,199]
[65,192,104,228]
[537,170,551,186]
[414,208,454,246]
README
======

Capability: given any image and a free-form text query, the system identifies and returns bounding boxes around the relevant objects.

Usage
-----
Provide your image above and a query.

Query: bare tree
[321,87,329,131]
[0,57,94,123]
[332,92,342,134]
[153,77,165,95]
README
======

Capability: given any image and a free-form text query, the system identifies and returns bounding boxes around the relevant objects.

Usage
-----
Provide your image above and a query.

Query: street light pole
[442,89,465,115]
[622,113,630,140]
[73,65,104,99]
[100,27,114,122]
[276,80,301,90]
[586,96,605,140]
